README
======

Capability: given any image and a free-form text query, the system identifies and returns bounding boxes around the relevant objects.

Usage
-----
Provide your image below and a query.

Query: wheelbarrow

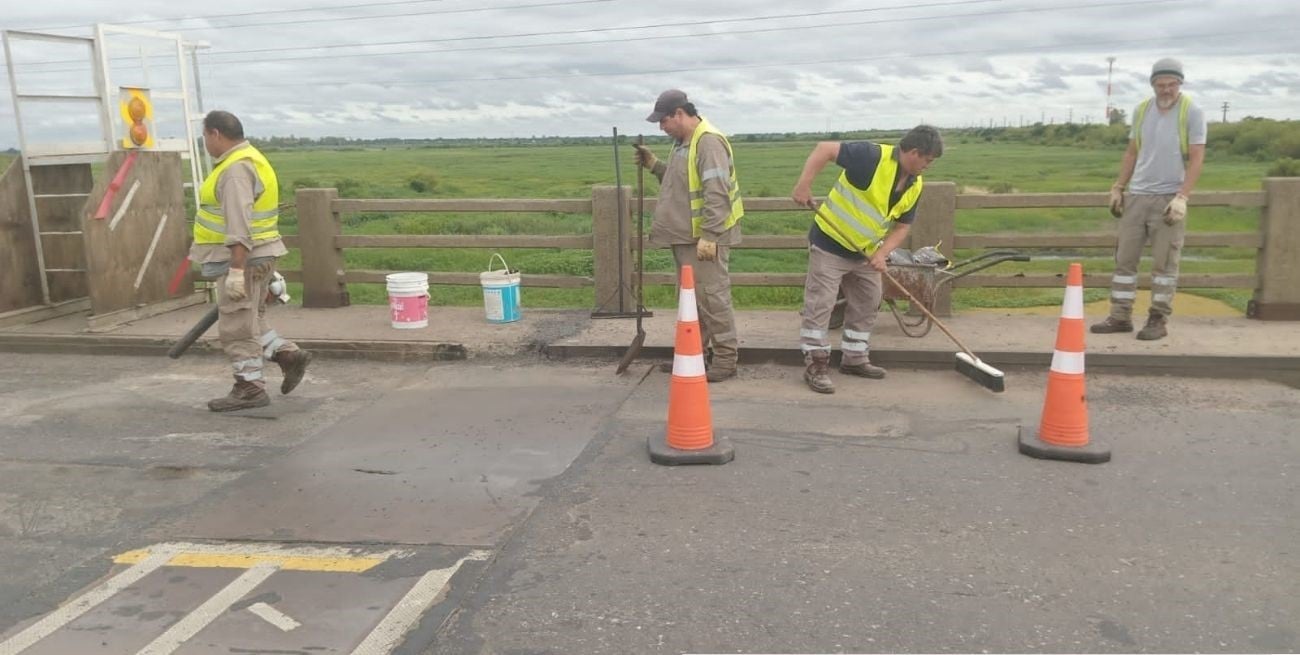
[829,250,1030,337]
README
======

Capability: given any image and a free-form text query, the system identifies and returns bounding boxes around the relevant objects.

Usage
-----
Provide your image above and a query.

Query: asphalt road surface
[1,352,1296,654]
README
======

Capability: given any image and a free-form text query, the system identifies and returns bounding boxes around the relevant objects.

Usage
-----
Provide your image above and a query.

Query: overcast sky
[2,0,1297,147]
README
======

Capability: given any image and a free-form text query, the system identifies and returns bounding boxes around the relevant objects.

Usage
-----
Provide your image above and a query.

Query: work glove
[1108,184,1125,218]
[267,271,290,304]
[1163,193,1188,225]
[633,144,658,170]
[696,238,718,262]
[223,268,248,302]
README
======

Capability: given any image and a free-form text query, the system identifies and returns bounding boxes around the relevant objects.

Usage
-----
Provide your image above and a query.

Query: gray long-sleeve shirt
[189,141,287,264]
[648,130,742,247]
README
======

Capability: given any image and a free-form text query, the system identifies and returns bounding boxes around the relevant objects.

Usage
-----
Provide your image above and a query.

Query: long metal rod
[188,44,212,179]
[4,31,52,305]
[93,24,116,153]
[612,126,626,313]
[179,40,204,207]
[3,30,93,44]
[636,134,645,316]
[13,93,101,101]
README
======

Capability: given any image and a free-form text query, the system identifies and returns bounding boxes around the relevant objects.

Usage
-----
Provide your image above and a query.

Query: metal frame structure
[3,24,208,305]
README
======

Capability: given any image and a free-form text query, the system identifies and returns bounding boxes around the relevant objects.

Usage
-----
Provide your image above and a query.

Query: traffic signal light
[118,87,155,149]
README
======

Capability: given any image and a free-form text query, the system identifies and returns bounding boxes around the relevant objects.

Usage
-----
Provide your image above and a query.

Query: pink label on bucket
[390,294,429,324]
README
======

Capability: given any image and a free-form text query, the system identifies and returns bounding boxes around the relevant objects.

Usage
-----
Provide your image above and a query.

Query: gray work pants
[800,244,882,366]
[216,258,298,386]
[1109,193,1185,320]
[671,244,738,369]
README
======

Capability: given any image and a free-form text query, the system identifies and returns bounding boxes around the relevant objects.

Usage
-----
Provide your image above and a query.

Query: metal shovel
[615,135,649,374]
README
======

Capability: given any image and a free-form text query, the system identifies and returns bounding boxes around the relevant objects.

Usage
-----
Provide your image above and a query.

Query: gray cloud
[1,0,1298,146]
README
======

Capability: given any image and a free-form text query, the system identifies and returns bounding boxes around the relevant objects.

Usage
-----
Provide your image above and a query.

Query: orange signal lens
[127,96,147,122]
[129,122,149,146]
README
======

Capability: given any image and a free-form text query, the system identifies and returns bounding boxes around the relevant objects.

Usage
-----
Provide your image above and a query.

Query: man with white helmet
[1093,57,1207,341]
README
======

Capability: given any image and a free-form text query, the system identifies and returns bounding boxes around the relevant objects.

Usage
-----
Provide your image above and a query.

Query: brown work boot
[1136,312,1168,341]
[274,349,312,395]
[706,366,737,383]
[208,378,270,412]
[804,352,835,394]
[1090,317,1134,334]
[840,361,887,379]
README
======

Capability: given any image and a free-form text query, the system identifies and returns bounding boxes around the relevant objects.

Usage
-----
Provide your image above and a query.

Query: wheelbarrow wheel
[887,299,933,338]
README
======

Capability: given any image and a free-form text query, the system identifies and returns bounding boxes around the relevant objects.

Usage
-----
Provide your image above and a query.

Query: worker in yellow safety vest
[1094,57,1207,341]
[634,89,745,382]
[190,110,311,412]
[791,126,943,394]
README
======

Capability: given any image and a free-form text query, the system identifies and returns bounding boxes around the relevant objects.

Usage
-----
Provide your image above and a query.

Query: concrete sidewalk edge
[542,343,1300,383]
[0,334,467,363]
[2,332,1295,385]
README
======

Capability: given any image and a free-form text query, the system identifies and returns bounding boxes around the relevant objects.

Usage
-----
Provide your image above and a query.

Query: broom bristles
[955,351,1005,392]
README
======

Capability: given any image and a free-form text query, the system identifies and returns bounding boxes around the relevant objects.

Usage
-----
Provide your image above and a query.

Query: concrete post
[591,184,633,316]
[909,181,958,316]
[1249,177,1300,320]
[296,188,350,308]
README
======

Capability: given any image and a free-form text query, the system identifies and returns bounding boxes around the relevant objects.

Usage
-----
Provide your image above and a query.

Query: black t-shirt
[809,141,920,260]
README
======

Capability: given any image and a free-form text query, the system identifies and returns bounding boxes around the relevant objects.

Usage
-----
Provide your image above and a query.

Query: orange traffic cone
[648,265,734,466]
[1019,262,1111,464]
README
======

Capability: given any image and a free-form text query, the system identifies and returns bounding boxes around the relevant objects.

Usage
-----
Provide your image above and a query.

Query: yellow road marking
[114,544,399,573]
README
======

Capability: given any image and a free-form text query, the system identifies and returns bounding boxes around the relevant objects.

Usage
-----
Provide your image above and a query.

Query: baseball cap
[645,89,688,122]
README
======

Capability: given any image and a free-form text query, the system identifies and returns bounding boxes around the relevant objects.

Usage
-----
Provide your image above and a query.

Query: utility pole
[1106,56,1116,122]
[1221,101,1230,123]
[1068,107,1073,124]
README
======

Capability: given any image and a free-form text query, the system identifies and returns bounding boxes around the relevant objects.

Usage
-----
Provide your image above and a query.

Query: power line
[9,0,1006,70]
[202,0,1003,56]
[196,0,1181,65]
[5,0,621,68]
[218,27,1292,89]
[182,0,616,31]
[25,0,451,32]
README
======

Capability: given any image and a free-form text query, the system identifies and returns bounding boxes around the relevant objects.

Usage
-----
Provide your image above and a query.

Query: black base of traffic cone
[1018,424,1111,464]
[648,433,734,466]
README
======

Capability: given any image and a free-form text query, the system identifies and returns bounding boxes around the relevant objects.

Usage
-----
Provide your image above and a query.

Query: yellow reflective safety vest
[814,144,923,255]
[1133,94,1191,159]
[686,118,744,238]
[194,144,281,246]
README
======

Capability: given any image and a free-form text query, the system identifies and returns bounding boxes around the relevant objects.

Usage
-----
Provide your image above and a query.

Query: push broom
[814,206,1006,392]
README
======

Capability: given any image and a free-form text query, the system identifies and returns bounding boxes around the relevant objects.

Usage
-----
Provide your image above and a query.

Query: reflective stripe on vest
[1133,94,1190,160]
[686,117,744,238]
[813,144,923,255]
[194,144,281,246]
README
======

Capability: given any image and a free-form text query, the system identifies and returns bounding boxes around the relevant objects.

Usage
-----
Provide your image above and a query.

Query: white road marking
[107,180,141,231]
[247,602,301,632]
[136,562,278,655]
[348,550,491,655]
[0,549,174,655]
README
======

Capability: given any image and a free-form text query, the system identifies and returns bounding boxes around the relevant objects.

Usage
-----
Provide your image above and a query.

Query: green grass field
[262,139,1270,312]
[2,139,1272,312]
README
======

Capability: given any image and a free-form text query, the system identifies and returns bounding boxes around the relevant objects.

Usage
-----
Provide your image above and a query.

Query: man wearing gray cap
[634,89,745,381]
[1093,57,1207,341]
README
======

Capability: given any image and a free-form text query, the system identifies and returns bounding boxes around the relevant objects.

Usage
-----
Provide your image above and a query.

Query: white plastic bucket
[386,272,429,329]
[479,253,521,323]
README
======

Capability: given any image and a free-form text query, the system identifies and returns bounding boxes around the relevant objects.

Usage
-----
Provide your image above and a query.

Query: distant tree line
[239,119,1300,178]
